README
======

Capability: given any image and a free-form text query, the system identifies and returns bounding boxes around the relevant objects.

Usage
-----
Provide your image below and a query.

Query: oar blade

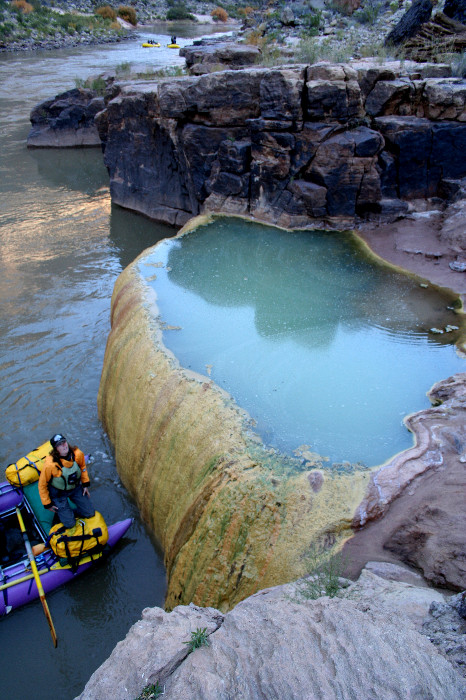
[40,594,58,648]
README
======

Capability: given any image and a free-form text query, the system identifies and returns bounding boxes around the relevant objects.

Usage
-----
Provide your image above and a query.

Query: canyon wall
[94,60,466,229]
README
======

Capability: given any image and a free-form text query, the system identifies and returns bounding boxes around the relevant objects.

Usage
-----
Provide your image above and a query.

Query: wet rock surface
[77,568,466,700]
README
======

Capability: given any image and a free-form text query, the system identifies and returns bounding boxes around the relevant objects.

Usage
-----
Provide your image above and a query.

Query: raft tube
[0,478,132,615]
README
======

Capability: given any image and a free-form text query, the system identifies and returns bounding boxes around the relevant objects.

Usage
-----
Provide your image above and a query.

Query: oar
[15,507,57,647]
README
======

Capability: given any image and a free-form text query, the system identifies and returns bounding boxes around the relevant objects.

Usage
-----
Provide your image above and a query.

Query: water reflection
[140,217,465,466]
[27,147,108,194]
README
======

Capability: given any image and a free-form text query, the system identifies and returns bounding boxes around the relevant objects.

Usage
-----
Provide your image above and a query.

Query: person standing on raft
[38,434,95,529]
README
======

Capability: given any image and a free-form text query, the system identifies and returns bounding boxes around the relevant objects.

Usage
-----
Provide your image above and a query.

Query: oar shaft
[15,507,57,647]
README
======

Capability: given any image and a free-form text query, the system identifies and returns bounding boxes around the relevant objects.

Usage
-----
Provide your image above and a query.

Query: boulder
[385,0,434,47]
[260,67,305,121]
[77,573,466,700]
[444,0,466,23]
[375,116,466,199]
[180,43,261,71]
[422,593,466,677]
[27,88,103,147]
[365,79,414,117]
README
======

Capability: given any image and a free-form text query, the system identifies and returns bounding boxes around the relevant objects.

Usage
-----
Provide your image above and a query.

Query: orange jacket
[38,448,90,506]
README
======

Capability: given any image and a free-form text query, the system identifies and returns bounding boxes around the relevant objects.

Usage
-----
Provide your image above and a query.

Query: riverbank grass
[0,0,127,46]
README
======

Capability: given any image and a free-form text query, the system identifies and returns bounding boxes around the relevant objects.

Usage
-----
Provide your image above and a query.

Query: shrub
[183,627,209,653]
[295,546,349,601]
[136,681,164,699]
[95,5,117,21]
[166,1,193,20]
[211,7,228,22]
[74,75,107,95]
[238,5,255,17]
[354,0,384,24]
[117,5,136,25]
[245,28,265,47]
[115,60,131,76]
[11,0,34,13]
[301,9,323,37]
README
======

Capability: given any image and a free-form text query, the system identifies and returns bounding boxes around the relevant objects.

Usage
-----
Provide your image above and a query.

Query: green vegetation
[183,627,210,652]
[295,546,349,601]
[74,75,107,95]
[354,0,384,25]
[301,9,323,38]
[0,0,126,45]
[135,681,164,699]
[297,36,356,64]
[451,51,466,78]
[115,60,132,76]
[133,65,186,80]
[166,0,194,21]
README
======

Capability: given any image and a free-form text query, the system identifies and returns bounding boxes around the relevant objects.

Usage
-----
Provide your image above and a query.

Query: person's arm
[76,449,91,493]
[38,462,57,511]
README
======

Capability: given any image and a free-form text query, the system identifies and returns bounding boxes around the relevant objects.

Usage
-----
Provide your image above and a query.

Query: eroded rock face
[92,61,466,229]
[27,88,103,147]
[77,570,466,700]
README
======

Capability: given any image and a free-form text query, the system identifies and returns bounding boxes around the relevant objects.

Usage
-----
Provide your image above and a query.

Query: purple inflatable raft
[0,480,132,616]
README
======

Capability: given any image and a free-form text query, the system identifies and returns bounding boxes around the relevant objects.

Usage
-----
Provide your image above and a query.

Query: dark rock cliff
[92,61,466,229]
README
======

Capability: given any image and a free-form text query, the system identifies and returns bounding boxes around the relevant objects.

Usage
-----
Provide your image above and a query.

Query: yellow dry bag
[48,512,108,563]
[5,442,50,487]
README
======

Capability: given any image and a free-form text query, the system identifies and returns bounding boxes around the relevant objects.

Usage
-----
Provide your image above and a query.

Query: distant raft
[167,43,180,48]
[142,41,160,48]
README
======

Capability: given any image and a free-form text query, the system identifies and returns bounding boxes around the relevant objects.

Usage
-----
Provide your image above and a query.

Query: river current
[0,24,222,700]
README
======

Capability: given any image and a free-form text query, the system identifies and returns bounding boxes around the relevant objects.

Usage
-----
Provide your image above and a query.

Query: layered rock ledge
[90,59,466,230]
[77,565,466,700]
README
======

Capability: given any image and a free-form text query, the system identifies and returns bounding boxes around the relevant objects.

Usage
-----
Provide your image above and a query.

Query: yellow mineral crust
[98,247,371,612]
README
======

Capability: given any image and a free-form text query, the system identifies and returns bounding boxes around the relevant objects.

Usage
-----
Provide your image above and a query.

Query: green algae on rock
[98,214,465,610]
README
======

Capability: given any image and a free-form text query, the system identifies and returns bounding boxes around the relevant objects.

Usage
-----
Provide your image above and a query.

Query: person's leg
[69,487,95,520]
[49,488,76,529]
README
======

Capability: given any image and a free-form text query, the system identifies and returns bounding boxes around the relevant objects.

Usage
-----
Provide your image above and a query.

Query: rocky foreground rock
[77,565,466,700]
